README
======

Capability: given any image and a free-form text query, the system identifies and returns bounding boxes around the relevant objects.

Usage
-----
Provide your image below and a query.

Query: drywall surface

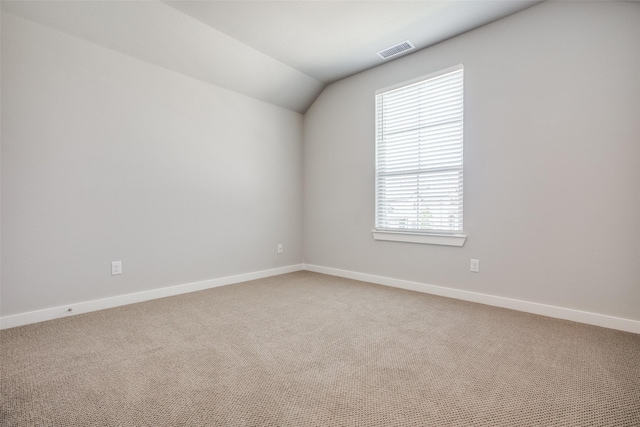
[0,1,324,113]
[303,2,640,321]
[1,13,303,316]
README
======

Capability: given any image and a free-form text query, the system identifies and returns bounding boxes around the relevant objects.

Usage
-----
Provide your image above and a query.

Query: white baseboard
[3,263,638,334]
[0,264,304,330]
[304,264,640,334]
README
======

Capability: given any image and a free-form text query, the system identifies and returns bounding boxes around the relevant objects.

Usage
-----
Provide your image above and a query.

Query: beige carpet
[1,271,639,426]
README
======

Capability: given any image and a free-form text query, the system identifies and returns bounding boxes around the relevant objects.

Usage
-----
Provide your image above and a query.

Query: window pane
[376,67,463,234]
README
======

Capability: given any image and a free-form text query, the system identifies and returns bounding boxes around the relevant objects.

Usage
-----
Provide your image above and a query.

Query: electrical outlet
[277,244,283,254]
[111,261,122,275]
[470,259,480,273]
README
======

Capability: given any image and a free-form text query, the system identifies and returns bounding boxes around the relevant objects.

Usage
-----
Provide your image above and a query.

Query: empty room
[1,1,639,426]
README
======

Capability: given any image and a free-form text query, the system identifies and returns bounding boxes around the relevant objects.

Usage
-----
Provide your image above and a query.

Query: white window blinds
[375,66,464,234]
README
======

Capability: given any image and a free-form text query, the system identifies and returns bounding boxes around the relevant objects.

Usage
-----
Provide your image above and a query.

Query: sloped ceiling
[1,0,542,113]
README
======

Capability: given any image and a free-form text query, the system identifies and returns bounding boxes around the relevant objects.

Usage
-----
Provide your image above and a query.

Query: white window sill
[372,230,467,247]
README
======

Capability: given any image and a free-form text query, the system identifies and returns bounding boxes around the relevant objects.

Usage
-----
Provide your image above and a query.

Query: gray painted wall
[1,13,303,316]
[303,2,640,321]
[2,2,639,324]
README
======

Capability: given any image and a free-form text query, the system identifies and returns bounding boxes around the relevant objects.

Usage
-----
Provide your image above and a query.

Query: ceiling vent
[377,40,415,60]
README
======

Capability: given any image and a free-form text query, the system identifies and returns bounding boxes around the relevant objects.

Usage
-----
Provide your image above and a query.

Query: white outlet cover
[112,261,122,275]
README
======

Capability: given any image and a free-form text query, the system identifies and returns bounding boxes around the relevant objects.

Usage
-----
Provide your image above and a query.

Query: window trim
[371,230,466,247]
[374,64,464,101]
[373,65,466,247]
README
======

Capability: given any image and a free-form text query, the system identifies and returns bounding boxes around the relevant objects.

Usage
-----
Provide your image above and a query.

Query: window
[373,66,465,246]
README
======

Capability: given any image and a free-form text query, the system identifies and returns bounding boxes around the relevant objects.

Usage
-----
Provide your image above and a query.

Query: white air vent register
[377,40,415,60]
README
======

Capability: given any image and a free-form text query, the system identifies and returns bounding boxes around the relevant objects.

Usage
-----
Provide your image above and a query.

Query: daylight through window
[375,66,464,235]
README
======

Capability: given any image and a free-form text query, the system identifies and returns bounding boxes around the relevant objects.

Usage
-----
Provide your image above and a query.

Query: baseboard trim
[304,264,640,334]
[0,264,304,330]
[4,263,638,334]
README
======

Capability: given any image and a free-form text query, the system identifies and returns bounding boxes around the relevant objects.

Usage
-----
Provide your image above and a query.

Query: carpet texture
[1,271,639,426]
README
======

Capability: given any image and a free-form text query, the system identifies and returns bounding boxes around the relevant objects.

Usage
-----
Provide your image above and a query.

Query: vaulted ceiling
[1,0,542,113]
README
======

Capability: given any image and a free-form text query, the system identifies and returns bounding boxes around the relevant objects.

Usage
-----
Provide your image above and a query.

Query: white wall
[3,2,639,329]
[1,13,303,317]
[303,2,640,321]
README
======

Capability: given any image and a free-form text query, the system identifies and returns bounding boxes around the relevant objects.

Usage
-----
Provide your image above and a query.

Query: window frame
[372,65,466,247]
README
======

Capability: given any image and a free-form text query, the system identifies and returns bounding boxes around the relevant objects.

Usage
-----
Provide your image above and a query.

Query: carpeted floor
[1,271,639,426]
